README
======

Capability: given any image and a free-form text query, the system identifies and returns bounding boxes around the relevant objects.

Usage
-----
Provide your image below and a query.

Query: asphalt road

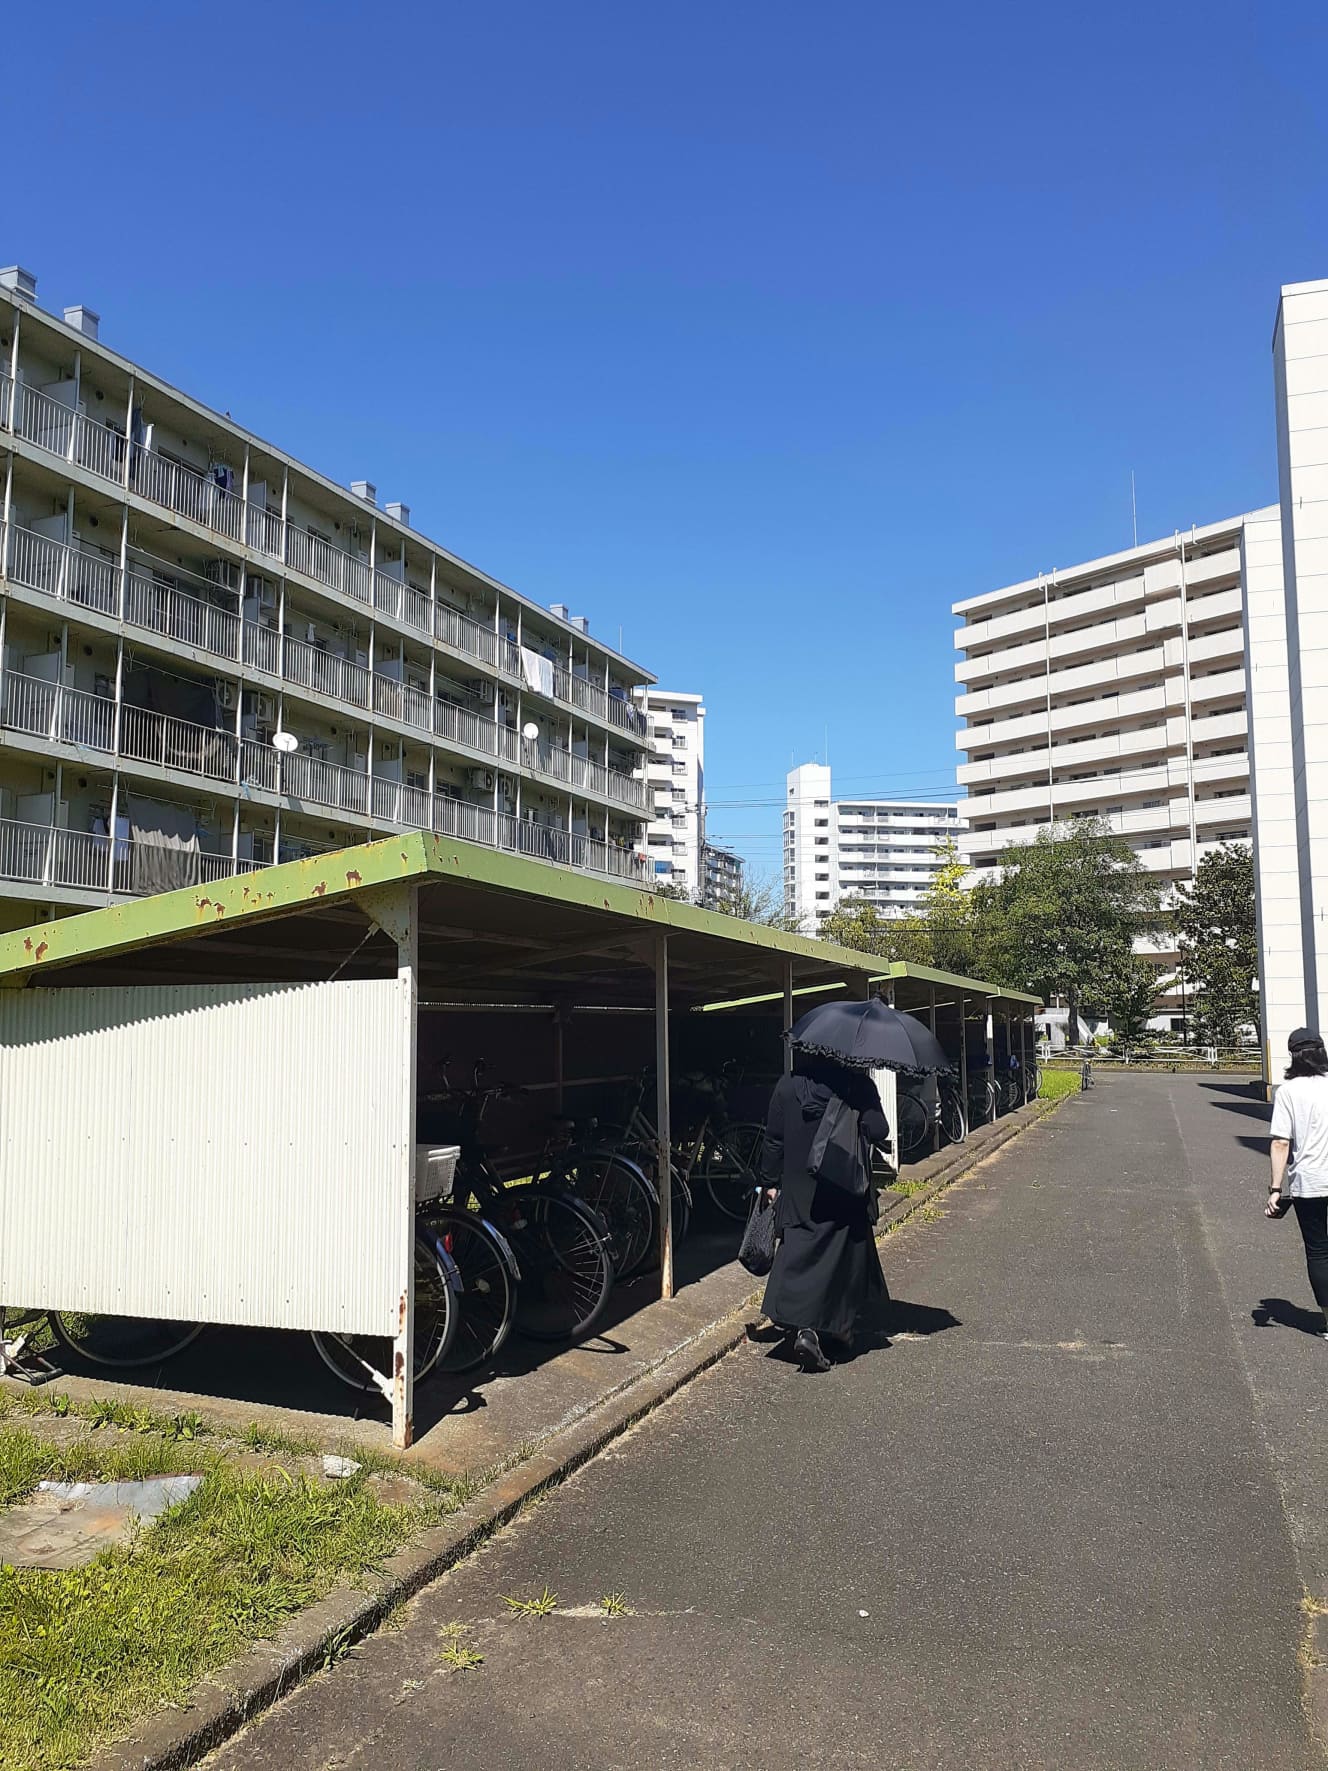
[207,1074,1327,1771]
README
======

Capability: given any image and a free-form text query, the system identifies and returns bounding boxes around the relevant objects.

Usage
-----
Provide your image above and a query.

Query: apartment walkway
[209,1075,1325,1771]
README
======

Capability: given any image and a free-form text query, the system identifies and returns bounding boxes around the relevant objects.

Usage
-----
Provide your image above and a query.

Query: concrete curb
[89,1091,1068,1771]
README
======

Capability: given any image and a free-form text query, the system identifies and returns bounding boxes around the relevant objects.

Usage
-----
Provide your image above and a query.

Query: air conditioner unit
[218,681,238,710]
[206,558,241,592]
[472,679,496,704]
[470,768,496,794]
[351,751,368,773]
[255,694,277,722]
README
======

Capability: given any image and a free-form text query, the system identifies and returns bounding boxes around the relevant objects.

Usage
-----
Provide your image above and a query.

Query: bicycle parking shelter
[0,832,1039,1446]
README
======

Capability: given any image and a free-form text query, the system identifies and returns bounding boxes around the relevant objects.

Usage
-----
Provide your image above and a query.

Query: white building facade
[634,689,705,897]
[700,841,744,912]
[0,269,654,930]
[783,761,962,933]
[1245,278,1328,1086]
[954,515,1265,1027]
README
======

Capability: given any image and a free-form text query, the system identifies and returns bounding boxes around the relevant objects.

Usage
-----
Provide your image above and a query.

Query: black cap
[1289,1027,1321,1050]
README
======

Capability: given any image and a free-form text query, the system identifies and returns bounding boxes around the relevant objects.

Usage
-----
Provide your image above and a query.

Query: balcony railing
[0,802,649,905]
[2,376,649,741]
[0,671,646,882]
[0,815,259,898]
[2,524,645,808]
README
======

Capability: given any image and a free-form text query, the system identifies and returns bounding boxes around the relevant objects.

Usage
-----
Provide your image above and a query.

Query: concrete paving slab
[0,1475,202,1570]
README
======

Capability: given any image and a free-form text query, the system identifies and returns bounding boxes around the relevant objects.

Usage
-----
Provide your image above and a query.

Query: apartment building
[954,513,1265,1026]
[700,841,744,912]
[634,689,704,897]
[0,269,654,931]
[784,761,963,933]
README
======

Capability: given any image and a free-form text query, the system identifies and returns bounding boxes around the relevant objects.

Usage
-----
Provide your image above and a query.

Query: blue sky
[8,1,1327,880]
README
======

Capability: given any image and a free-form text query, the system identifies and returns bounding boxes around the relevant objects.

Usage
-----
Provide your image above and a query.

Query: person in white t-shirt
[1267,1027,1328,1337]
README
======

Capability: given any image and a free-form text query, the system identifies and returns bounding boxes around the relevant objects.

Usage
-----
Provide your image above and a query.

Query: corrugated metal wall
[0,980,410,1337]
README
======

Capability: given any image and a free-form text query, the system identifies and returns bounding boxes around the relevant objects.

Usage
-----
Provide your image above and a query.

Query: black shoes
[793,1328,832,1373]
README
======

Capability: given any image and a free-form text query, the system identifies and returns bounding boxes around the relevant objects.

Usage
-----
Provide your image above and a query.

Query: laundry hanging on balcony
[126,797,201,895]
[519,646,555,699]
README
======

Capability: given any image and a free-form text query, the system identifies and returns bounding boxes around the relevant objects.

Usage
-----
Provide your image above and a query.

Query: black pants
[1293,1198,1328,1313]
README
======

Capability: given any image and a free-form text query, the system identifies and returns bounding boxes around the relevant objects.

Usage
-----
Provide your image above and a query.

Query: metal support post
[654,931,674,1299]
[782,954,795,1074]
[929,985,940,1152]
[359,882,418,1449]
[985,999,996,1122]
[959,994,969,1130]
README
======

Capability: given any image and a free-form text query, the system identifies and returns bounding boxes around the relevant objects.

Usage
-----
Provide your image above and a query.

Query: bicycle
[595,1069,695,1246]
[531,1111,660,1281]
[431,1062,616,1345]
[966,1065,997,1128]
[47,1215,463,1405]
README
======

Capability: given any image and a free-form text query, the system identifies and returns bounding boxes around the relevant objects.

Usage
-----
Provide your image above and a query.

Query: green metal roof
[0,832,1040,1012]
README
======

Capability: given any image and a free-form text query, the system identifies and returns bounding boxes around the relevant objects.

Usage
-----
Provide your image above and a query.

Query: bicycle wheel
[47,1311,203,1370]
[506,1187,614,1343]
[703,1122,767,1222]
[940,1090,967,1145]
[896,1093,930,1162]
[1030,1064,1043,1102]
[968,1076,996,1124]
[566,1149,657,1280]
[426,1208,519,1375]
[310,1228,459,1393]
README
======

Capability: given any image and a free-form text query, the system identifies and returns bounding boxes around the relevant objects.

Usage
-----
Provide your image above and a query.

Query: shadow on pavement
[1252,1297,1326,1337]
[1199,1080,1265,1101]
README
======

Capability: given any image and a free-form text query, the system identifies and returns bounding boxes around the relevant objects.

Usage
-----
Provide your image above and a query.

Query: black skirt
[762,1170,889,1343]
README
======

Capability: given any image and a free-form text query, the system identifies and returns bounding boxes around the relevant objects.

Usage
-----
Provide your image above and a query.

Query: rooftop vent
[63,305,99,341]
[0,266,37,303]
[351,480,377,506]
[549,602,570,622]
[385,500,410,526]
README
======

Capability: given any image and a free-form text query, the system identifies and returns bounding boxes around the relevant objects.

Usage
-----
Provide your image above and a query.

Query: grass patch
[889,1178,931,1197]
[599,1591,630,1617]
[0,1422,464,1771]
[1038,1070,1081,1102]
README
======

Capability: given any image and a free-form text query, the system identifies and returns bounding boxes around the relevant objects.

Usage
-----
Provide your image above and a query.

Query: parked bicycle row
[24,1045,1039,1408]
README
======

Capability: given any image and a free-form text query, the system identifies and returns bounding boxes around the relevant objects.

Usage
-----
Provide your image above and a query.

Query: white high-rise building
[783,762,962,933]
[954,514,1267,1027]
[0,268,655,931]
[634,689,705,897]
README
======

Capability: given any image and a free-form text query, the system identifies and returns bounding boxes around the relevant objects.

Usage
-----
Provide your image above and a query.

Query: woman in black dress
[760,1051,890,1371]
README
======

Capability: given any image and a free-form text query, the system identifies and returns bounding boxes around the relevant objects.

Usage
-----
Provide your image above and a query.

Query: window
[814,818,829,828]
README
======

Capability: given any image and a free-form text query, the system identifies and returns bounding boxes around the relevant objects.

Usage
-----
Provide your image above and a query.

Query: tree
[817,836,978,969]
[710,870,800,931]
[1174,842,1258,1046]
[817,898,933,963]
[972,818,1163,1040]
[1092,952,1169,1043]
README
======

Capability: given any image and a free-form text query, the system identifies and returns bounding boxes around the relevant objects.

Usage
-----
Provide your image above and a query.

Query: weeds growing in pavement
[599,1592,631,1616]
[438,1623,485,1669]
[504,1586,559,1618]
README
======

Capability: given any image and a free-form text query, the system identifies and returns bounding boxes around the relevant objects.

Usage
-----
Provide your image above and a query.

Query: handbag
[738,1189,778,1277]
[807,1095,868,1197]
